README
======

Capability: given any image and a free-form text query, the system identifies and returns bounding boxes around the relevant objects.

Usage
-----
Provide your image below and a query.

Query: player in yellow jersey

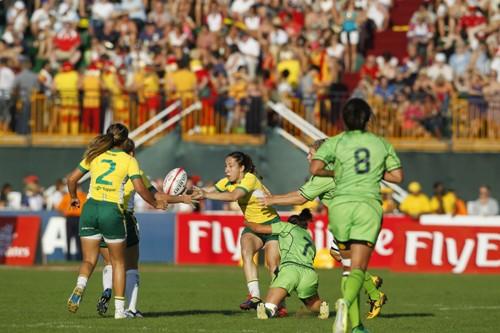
[96,138,193,318]
[192,152,285,315]
[65,123,166,319]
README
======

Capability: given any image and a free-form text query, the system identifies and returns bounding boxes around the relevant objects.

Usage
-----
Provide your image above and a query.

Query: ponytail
[288,208,313,229]
[83,123,129,163]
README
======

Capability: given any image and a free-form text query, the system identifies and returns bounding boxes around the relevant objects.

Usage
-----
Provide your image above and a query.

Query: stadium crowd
[1,175,498,217]
[0,0,499,139]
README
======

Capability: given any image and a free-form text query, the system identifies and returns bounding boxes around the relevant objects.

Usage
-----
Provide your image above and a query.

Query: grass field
[1,264,499,333]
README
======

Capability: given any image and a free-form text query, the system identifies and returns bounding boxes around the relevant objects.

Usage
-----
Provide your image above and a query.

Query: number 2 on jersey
[96,159,116,185]
[354,148,370,174]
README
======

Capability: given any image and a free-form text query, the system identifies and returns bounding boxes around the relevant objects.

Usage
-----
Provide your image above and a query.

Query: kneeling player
[245,209,329,320]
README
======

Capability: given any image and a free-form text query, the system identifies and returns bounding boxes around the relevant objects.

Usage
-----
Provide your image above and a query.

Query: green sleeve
[384,141,402,171]
[299,176,335,201]
[313,137,337,164]
[271,222,292,235]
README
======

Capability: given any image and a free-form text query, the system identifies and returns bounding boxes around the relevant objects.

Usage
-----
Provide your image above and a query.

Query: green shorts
[79,198,126,241]
[100,210,139,248]
[271,264,319,300]
[242,216,280,243]
[329,199,383,248]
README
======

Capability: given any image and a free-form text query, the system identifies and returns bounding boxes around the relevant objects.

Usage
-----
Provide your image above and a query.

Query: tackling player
[245,209,329,320]
[310,98,403,333]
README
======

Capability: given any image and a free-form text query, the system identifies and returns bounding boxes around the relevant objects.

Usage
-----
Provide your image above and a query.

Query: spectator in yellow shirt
[400,181,431,219]
[430,182,456,214]
[382,187,398,214]
[166,60,197,104]
[80,63,101,134]
[53,62,79,135]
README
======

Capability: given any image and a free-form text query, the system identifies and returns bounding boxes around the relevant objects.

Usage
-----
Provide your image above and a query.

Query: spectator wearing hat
[80,63,102,133]
[13,58,40,135]
[427,53,453,82]
[0,58,15,133]
[53,62,79,135]
[400,181,431,219]
[467,185,499,216]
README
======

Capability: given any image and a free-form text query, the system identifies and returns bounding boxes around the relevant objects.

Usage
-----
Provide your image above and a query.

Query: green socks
[343,268,365,306]
[341,273,361,328]
[363,272,380,301]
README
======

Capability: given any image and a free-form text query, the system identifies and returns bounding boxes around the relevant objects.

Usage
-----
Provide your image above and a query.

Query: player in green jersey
[310,98,403,333]
[260,139,387,330]
[245,209,329,320]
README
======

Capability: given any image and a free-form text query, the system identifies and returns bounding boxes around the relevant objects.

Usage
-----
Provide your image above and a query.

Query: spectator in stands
[340,1,361,72]
[430,181,457,214]
[7,1,28,39]
[90,0,115,37]
[360,54,379,80]
[44,178,66,211]
[53,62,79,135]
[448,189,468,216]
[467,185,499,216]
[22,183,44,211]
[427,53,453,82]
[13,58,40,135]
[51,17,82,67]
[122,0,147,31]
[449,38,472,77]
[58,184,87,261]
[0,183,13,208]
[80,63,102,134]
[0,58,15,133]
[399,181,431,219]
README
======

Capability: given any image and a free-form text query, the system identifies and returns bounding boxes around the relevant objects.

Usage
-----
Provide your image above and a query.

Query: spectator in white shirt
[231,0,256,16]
[237,32,260,79]
[467,185,499,216]
[0,58,15,133]
[427,53,453,82]
[91,0,115,35]
[7,1,28,38]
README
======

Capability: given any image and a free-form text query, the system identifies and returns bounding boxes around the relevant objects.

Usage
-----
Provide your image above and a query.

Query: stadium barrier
[1,211,499,274]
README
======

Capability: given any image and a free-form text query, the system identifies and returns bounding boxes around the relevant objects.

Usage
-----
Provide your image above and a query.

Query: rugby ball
[162,168,188,195]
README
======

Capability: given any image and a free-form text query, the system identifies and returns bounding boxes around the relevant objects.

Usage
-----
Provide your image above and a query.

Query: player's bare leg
[107,240,127,319]
[240,233,264,310]
[264,240,287,316]
[257,287,288,319]
[68,237,100,313]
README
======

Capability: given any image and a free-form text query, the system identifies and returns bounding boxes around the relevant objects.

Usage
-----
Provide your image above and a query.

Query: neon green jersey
[78,149,141,204]
[299,162,336,203]
[271,222,316,268]
[313,130,401,203]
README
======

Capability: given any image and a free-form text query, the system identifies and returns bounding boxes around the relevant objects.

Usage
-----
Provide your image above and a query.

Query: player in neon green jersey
[260,139,387,330]
[96,138,193,318]
[65,124,167,319]
[245,209,329,320]
[310,98,403,333]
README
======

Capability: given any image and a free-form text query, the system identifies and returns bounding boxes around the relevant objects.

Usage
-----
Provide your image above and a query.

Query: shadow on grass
[379,313,435,319]
[144,310,244,317]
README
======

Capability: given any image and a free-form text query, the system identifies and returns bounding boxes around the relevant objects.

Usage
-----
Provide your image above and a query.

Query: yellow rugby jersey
[214,173,279,223]
[78,149,141,204]
[122,170,155,211]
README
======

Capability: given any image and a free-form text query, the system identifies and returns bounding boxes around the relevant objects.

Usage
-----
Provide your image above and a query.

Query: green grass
[0,265,499,332]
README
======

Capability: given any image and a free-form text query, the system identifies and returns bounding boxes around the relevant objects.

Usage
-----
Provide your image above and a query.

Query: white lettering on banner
[212,222,222,254]
[432,232,444,266]
[446,237,475,274]
[476,233,500,268]
[375,229,394,256]
[5,246,30,257]
[314,221,325,249]
[188,220,210,253]
[42,217,67,255]
[188,219,244,260]
[405,231,433,265]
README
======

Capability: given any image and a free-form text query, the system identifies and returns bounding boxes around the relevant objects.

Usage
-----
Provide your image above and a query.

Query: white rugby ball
[162,168,188,195]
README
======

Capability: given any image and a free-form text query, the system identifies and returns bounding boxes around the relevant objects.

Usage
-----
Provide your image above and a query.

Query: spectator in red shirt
[360,54,379,80]
[51,18,81,66]
[459,6,487,50]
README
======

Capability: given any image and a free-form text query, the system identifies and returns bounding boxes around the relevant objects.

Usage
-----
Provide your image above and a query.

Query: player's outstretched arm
[245,222,272,234]
[155,192,193,205]
[262,191,307,206]
[310,159,335,177]
[199,188,246,202]
[133,178,166,209]
[383,168,404,184]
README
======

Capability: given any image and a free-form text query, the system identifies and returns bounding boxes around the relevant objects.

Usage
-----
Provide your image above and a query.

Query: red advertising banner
[175,213,500,274]
[0,216,41,265]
